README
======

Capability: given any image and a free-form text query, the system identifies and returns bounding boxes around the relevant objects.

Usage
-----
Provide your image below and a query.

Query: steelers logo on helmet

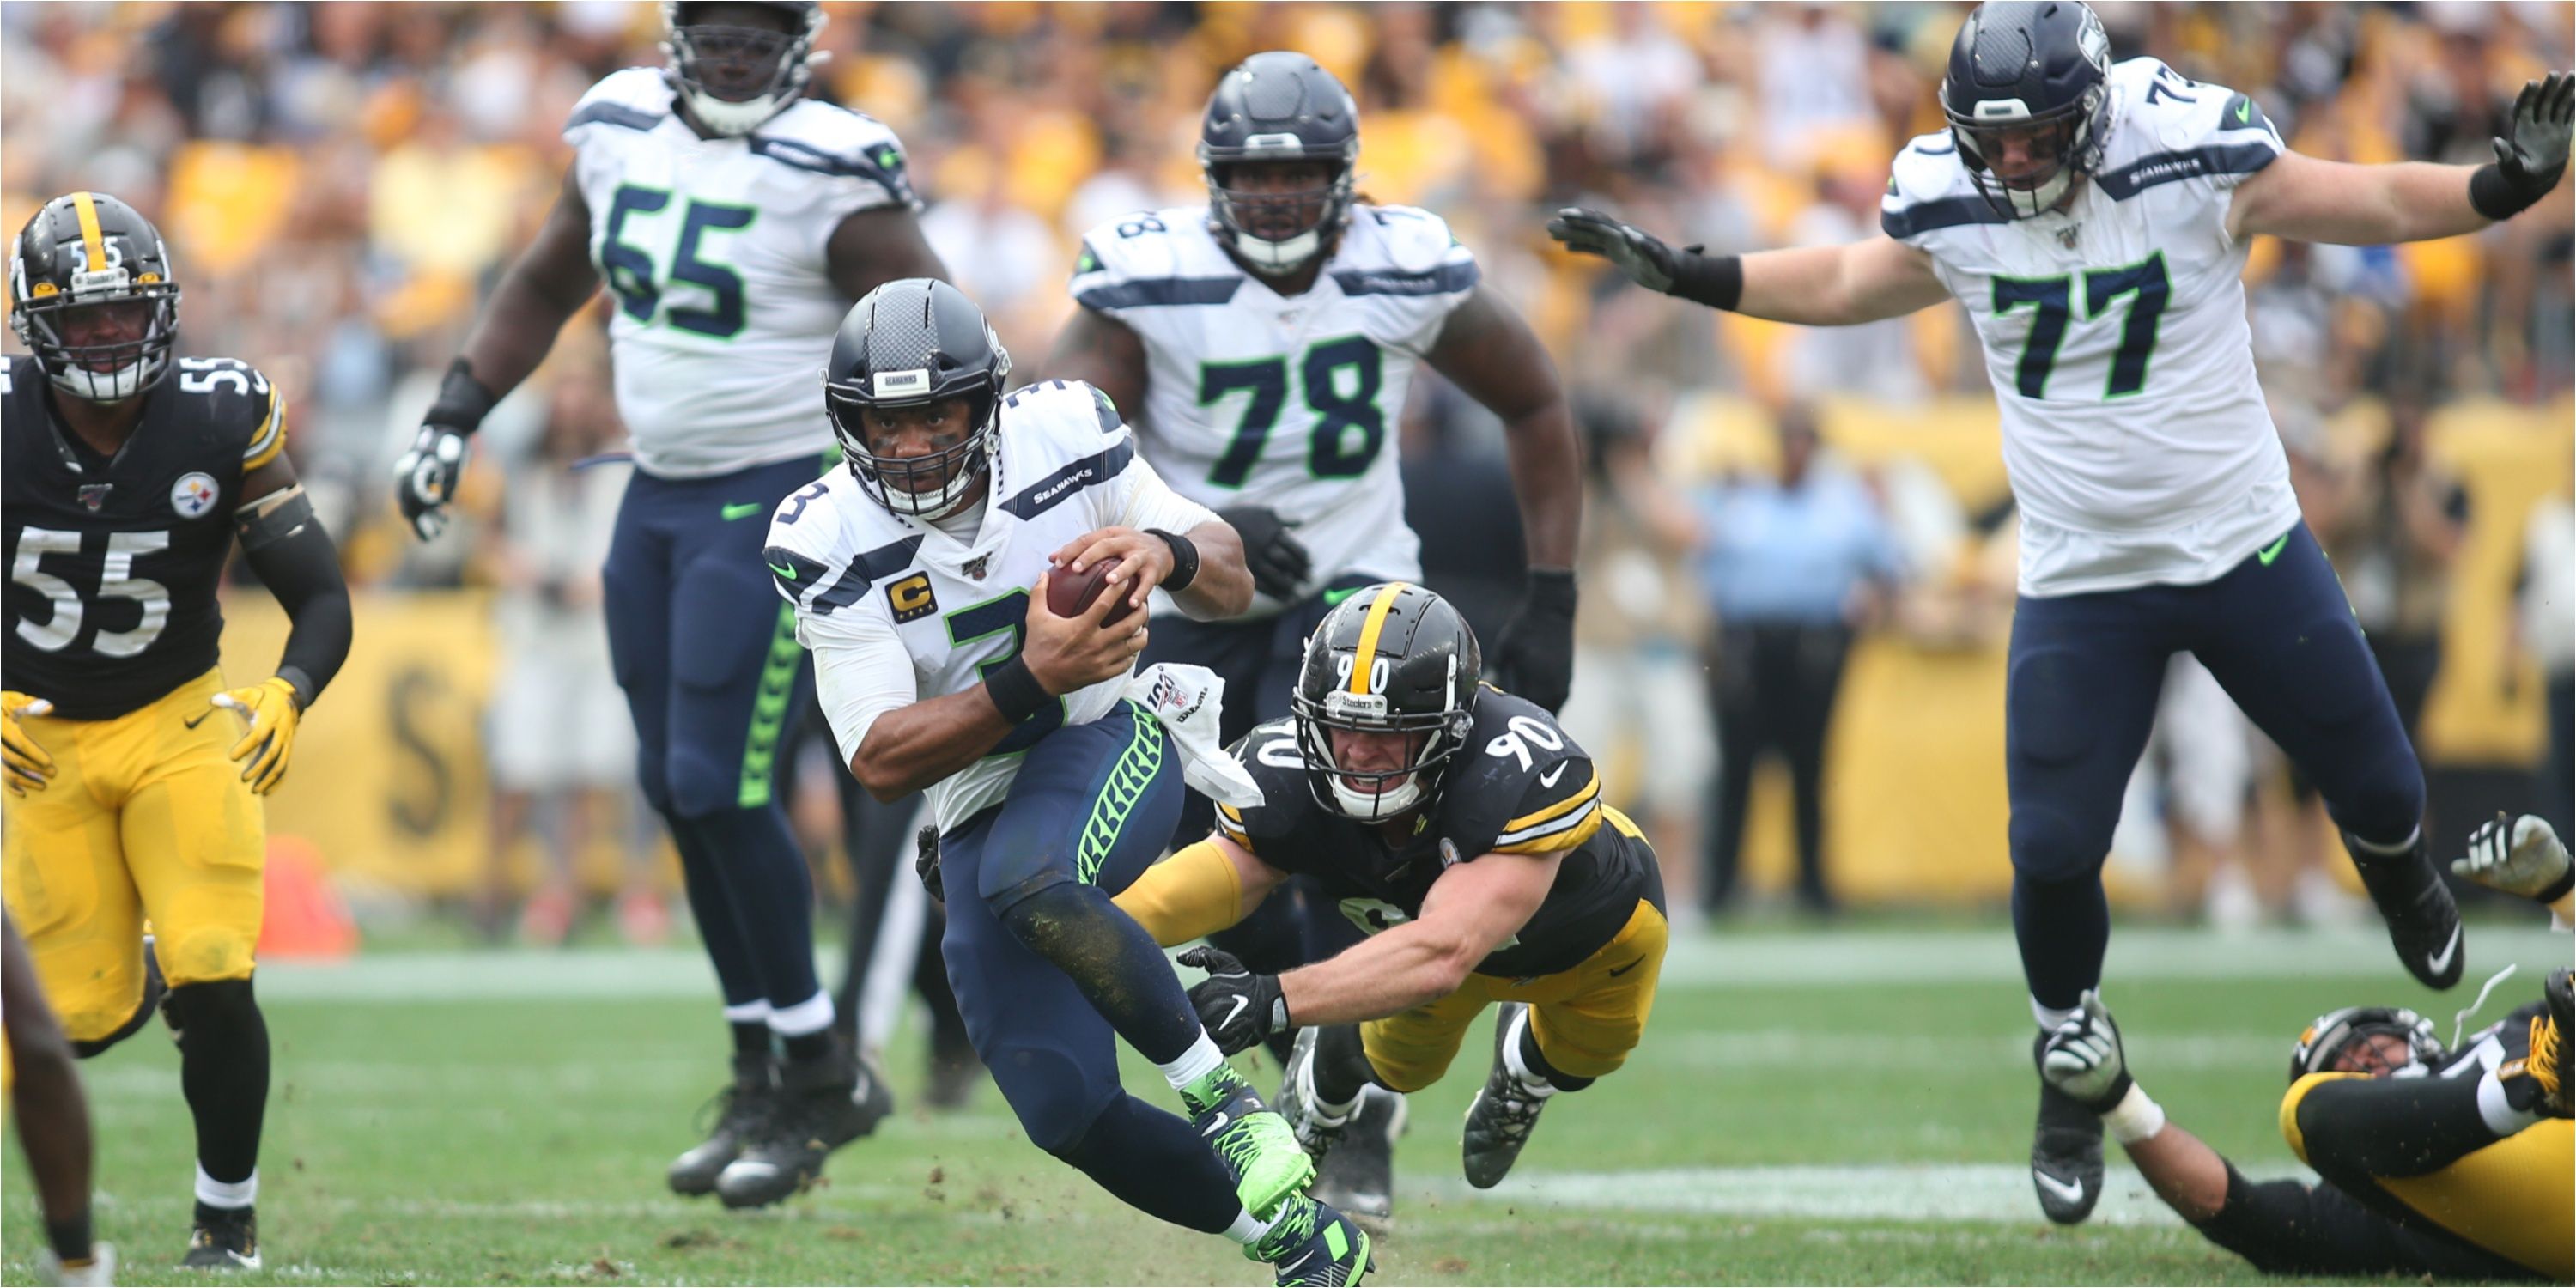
[9,191,182,403]
[822,279,1012,521]
[1291,582,1481,823]
[1200,52,1362,276]
[659,0,825,137]
[1941,1,2118,220]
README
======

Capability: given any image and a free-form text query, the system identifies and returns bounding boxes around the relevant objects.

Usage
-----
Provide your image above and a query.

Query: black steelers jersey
[1217,690,1664,979]
[3,354,285,720]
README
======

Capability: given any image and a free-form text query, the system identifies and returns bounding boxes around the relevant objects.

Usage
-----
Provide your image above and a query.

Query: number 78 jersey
[1070,204,1480,613]
[1882,57,2297,598]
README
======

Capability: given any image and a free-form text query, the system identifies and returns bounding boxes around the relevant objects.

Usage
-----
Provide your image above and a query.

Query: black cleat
[2347,832,2465,990]
[181,1204,259,1271]
[669,1053,776,1198]
[1314,1085,1401,1230]
[715,1047,892,1208]
[1461,1003,1551,1189]
[2029,1033,2104,1224]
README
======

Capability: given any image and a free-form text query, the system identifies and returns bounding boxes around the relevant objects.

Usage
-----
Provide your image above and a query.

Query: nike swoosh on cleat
[1202,1111,1231,1136]
[2032,1168,2089,1205]
[721,501,767,520]
[2257,534,2290,566]
[2426,923,2462,975]
[1281,1252,1315,1273]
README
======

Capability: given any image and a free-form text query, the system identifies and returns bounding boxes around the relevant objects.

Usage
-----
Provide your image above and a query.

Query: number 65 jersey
[1214,691,1665,981]
[3,354,283,719]
[1882,57,2293,598]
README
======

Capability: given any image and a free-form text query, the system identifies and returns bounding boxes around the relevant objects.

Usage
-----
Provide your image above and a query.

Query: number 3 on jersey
[601,185,756,339]
[945,588,1066,756]
[1993,252,2169,400]
[1200,337,1385,488]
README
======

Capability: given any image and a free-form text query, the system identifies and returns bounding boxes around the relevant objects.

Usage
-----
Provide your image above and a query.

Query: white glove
[2451,812,2573,903]
[2040,990,2136,1111]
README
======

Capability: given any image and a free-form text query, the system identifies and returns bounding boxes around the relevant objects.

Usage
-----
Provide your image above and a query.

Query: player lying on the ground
[1552,0,2574,1225]
[2041,815,2575,1282]
[1115,583,1669,1210]
[769,277,1372,1286]
[5,914,112,1287]
[5,191,354,1272]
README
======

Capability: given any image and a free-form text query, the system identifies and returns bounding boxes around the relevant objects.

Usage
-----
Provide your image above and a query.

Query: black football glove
[1216,505,1311,601]
[2038,990,2136,1113]
[1492,568,1577,713]
[393,359,498,541]
[1546,208,1682,294]
[2498,71,2575,192]
[914,825,944,903]
[1179,945,1287,1057]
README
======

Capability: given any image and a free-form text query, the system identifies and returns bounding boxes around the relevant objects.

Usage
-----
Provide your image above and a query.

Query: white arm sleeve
[799,607,918,767]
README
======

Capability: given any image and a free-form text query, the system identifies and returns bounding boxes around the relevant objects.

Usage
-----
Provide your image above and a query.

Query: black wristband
[985,654,1052,724]
[2470,158,2565,221]
[426,357,500,435]
[275,665,318,711]
[1668,250,1745,312]
[1525,566,1578,611]
[2539,866,2574,905]
[1147,528,1200,593]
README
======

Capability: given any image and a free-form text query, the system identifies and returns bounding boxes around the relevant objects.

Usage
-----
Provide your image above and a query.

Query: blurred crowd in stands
[3,1,2568,938]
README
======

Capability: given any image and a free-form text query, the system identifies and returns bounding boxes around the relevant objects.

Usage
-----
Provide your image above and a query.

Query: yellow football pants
[1362,896,1669,1092]
[2284,1072,2575,1281]
[3,667,264,1042]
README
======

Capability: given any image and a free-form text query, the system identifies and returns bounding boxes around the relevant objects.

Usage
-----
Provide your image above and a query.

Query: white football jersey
[767,380,1219,831]
[1883,58,2296,597]
[1067,204,1479,617]
[565,69,918,479]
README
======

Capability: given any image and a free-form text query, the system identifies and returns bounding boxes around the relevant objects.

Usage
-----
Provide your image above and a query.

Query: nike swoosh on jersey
[2426,923,2462,975]
[769,562,798,580]
[721,501,767,520]
[2032,1168,2090,1204]
[2257,534,2290,566]
[1539,762,1569,787]
[1321,586,1364,606]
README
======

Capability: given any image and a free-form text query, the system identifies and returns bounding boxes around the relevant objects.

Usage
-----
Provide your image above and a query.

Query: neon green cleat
[1248,1194,1374,1286]
[1182,1064,1316,1220]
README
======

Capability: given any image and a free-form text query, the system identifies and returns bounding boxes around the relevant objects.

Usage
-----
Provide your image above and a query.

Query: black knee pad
[2008,808,2111,885]
[162,977,259,1047]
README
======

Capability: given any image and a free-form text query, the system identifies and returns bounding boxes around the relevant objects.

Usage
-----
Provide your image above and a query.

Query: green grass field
[6,921,2566,1285]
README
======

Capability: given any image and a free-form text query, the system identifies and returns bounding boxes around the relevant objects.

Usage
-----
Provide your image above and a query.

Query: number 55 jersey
[1881,57,2291,598]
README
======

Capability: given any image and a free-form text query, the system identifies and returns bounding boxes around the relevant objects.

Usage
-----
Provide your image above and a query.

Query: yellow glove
[2,690,55,796]
[210,677,302,795]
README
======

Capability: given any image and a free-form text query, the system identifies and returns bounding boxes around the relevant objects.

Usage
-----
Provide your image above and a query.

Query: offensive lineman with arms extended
[1116,583,1670,1208]
[391,1,950,1207]
[1046,52,1586,1218]
[1551,0,2576,1225]
[3,191,355,1269]
[771,278,1371,1285]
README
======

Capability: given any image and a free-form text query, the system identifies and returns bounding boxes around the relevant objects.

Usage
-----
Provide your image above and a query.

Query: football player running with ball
[768,279,1370,1286]
[1045,51,1583,1223]
[5,192,355,1269]
[1116,583,1670,1208]
[1552,0,2573,1225]
[392,1,950,1206]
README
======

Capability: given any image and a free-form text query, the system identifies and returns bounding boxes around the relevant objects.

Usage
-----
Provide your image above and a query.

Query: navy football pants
[2008,524,2424,1010]
[603,455,823,1018]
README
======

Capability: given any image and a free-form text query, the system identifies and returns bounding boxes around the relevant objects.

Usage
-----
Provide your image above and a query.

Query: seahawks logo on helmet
[822,279,1012,521]
[1199,52,1362,277]
[9,191,181,404]
[1941,1,2118,220]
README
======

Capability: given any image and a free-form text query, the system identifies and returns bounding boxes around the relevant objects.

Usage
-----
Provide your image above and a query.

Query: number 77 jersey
[1881,57,2294,598]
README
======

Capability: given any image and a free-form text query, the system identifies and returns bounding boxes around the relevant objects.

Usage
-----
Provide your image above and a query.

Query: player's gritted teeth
[1327,726,1427,796]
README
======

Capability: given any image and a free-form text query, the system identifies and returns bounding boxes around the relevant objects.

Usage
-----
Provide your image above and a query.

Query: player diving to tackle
[4,191,355,1269]
[2039,815,2574,1282]
[767,278,1371,1286]
[1115,582,1669,1202]
[392,0,951,1206]
[1550,0,2575,1225]
[1044,50,1586,1222]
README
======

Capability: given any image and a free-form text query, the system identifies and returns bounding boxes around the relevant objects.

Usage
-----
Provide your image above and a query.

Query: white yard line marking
[1413,1163,2310,1228]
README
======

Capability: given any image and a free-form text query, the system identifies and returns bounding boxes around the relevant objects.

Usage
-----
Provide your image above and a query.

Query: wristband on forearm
[1668,250,1745,312]
[427,357,500,434]
[2539,865,2574,904]
[985,655,1052,724]
[1147,528,1200,593]
[2470,159,2566,221]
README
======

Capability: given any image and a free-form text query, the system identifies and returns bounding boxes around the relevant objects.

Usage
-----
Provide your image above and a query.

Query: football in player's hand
[1047,558,1136,625]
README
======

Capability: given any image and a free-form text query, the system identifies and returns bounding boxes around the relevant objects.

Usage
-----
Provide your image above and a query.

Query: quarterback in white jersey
[774,280,1376,1285]
[392,1,952,1211]
[1554,0,2573,1232]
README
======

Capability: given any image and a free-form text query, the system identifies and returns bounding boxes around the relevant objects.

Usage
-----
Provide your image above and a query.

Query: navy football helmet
[9,191,181,403]
[1941,1,2117,219]
[660,0,824,137]
[1200,52,1360,276]
[823,279,1012,519]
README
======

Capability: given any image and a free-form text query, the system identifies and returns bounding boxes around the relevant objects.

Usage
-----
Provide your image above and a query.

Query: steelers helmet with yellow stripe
[1292,580,1480,822]
[10,191,180,403]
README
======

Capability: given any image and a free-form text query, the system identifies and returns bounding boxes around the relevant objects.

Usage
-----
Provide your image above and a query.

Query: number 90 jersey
[3,355,284,720]
[765,380,1218,832]
[1215,691,1665,980]
[1882,58,2294,598]
[1069,205,1479,617]
[566,68,918,480]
